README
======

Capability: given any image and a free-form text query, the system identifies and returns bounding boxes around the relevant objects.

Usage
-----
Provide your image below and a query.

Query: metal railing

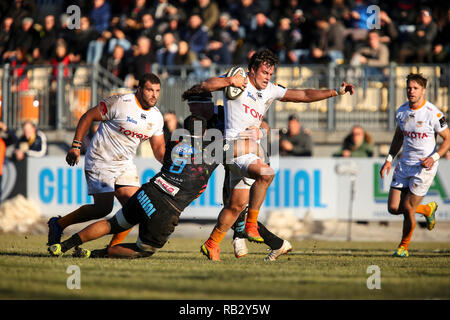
[1,62,449,131]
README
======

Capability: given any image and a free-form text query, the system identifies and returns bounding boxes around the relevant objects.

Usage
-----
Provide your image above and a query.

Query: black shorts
[121,182,181,249]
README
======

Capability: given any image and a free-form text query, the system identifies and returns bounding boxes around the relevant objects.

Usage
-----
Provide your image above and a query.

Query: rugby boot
[47,216,63,245]
[392,246,409,257]
[72,246,91,258]
[245,222,264,243]
[48,243,63,257]
[264,240,293,261]
[425,201,438,231]
[200,242,221,261]
[232,237,248,258]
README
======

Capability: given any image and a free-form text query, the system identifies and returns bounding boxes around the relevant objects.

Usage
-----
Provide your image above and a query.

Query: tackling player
[47,73,165,248]
[199,49,354,261]
[380,73,449,257]
[48,115,219,258]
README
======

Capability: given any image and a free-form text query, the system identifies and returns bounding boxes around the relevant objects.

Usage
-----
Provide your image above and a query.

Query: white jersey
[396,100,448,166]
[223,77,287,139]
[85,93,164,169]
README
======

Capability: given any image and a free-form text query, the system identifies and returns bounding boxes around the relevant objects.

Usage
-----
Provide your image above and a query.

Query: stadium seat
[29,67,51,91]
[73,67,91,86]
[19,89,39,123]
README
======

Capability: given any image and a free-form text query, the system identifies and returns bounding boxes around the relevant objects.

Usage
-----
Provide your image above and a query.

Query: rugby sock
[246,209,259,224]
[109,229,132,247]
[416,204,431,217]
[206,227,226,247]
[60,233,83,253]
[257,222,284,250]
[399,220,416,251]
[232,209,247,239]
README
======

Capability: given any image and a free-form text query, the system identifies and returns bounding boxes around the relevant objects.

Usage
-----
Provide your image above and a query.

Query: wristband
[431,153,440,162]
[336,85,346,95]
[71,145,81,150]
[386,154,393,163]
[73,140,82,146]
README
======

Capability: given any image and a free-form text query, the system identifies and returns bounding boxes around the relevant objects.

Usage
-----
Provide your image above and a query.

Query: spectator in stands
[182,14,209,56]
[279,114,313,157]
[0,17,14,63]
[6,0,36,29]
[33,14,58,64]
[210,12,239,63]
[246,11,275,52]
[126,35,154,88]
[333,125,374,158]
[286,9,307,64]
[9,47,30,92]
[104,26,132,55]
[71,16,99,63]
[192,0,220,33]
[378,11,399,60]
[304,0,330,22]
[100,44,128,80]
[9,17,40,59]
[138,12,158,45]
[0,121,17,202]
[350,30,389,78]
[398,7,438,63]
[51,39,75,81]
[234,0,261,38]
[156,32,178,67]
[330,0,350,23]
[174,40,197,66]
[13,121,47,161]
[90,0,111,33]
[163,111,182,145]
[432,8,450,63]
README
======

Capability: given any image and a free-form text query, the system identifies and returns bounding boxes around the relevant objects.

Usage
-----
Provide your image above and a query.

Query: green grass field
[0,234,449,300]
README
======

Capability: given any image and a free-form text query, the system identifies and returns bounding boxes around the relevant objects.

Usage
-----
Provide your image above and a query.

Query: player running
[380,73,449,257]
[184,84,292,261]
[199,49,354,261]
[47,73,165,248]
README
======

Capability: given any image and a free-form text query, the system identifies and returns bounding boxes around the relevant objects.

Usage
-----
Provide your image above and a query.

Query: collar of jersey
[409,99,426,111]
[248,76,259,91]
[135,95,152,111]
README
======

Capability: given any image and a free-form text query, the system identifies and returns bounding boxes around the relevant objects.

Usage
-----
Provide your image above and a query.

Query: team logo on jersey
[437,113,442,118]
[141,114,147,120]
[147,122,153,130]
[126,116,137,124]
[416,121,423,128]
[440,116,447,128]
[257,92,262,98]
[247,91,257,102]
[154,176,179,196]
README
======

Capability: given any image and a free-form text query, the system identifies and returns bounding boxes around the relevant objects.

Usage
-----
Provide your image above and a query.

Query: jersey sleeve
[433,109,448,133]
[98,95,121,121]
[152,111,164,136]
[270,82,288,100]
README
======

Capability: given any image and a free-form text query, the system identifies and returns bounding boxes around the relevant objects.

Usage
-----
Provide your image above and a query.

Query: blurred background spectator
[279,114,313,157]
[163,110,182,145]
[13,121,47,161]
[333,125,374,158]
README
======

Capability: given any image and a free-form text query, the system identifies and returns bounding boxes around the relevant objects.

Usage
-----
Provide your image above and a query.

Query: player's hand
[338,82,355,95]
[66,148,80,166]
[230,73,247,91]
[380,161,392,179]
[419,157,435,170]
[239,126,263,140]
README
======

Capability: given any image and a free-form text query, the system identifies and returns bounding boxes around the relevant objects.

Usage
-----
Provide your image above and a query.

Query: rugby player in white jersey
[199,49,355,260]
[47,73,165,248]
[380,73,449,257]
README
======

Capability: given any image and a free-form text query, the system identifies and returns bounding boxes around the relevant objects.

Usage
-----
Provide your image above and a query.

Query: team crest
[147,122,153,130]
[416,121,423,128]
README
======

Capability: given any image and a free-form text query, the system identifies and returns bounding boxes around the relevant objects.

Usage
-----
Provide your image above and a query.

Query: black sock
[61,234,83,253]
[258,222,284,250]
[232,208,248,239]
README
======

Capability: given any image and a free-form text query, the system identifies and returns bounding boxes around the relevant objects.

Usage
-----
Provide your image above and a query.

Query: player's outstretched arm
[280,81,354,103]
[66,106,103,166]
[380,126,404,179]
[420,127,450,169]
[201,73,247,92]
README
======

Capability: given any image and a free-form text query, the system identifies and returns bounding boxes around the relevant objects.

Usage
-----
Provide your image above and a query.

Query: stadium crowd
[1,0,449,84]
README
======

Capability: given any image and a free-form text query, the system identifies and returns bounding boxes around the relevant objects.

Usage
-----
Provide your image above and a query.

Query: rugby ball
[224,66,246,100]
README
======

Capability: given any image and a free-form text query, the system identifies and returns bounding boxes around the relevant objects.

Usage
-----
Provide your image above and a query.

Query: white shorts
[390,161,438,196]
[85,163,140,195]
[227,153,259,190]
